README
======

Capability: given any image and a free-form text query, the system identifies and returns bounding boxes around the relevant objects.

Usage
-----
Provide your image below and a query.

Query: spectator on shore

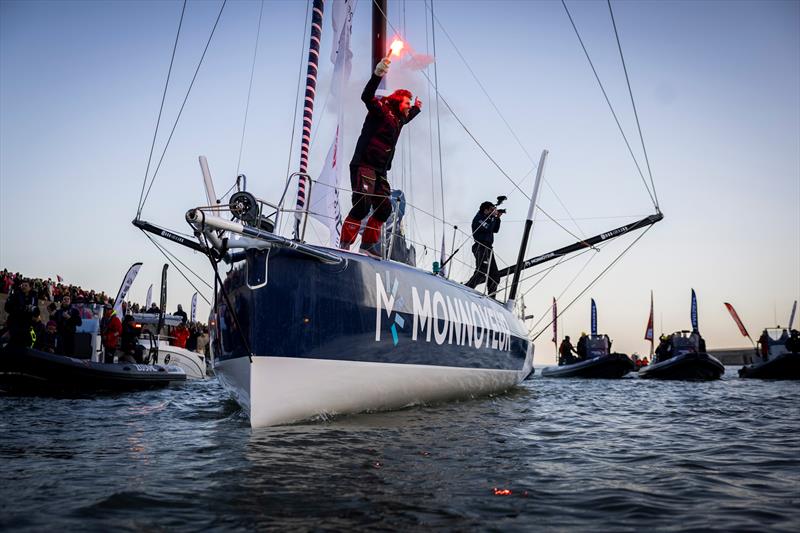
[147,303,160,314]
[53,295,82,356]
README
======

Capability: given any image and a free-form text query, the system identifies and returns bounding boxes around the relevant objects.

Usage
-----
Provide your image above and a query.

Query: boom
[497,212,664,279]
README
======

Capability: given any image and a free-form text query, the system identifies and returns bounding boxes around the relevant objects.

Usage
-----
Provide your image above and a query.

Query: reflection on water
[1,369,798,531]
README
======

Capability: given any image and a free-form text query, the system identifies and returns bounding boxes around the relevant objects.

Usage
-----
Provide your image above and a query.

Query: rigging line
[137,0,187,219]
[423,0,438,249]
[373,1,586,246]
[607,0,659,209]
[430,0,447,253]
[141,230,214,292]
[424,3,586,238]
[141,231,212,304]
[140,0,228,211]
[518,245,595,294]
[281,0,311,238]
[524,248,599,334]
[200,235,254,362]
[531,224,653,342]
[560,0,657,210]
[236,0,266,178]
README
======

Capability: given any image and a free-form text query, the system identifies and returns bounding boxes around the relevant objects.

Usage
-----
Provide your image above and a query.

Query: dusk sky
[1,0,798,363]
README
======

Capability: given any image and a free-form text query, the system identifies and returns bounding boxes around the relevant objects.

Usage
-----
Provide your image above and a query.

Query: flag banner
[56,275,63,283]
[645,290,654,341]
[552,297,558,344]
[113,262,142,317]
[590,298,597,336]
[310,127,344,246]
[145,284,153,309]
[191,292,197,323]
[308,0,354,245]
[789,300,797,330]
[691,289,698,331]
[724,302,750,338]
[156,264,168,334]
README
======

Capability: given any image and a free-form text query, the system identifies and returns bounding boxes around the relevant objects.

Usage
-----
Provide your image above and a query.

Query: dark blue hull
[739,352,800,379]
[541,353,634,379]
[213,246,531,371]
[638,352,724,381]
[0,347,186,394]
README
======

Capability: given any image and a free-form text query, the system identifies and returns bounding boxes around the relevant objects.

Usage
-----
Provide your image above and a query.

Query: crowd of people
[1,270,209,362]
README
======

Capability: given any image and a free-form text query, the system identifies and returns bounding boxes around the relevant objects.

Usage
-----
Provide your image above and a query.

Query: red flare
[389,38,404,57]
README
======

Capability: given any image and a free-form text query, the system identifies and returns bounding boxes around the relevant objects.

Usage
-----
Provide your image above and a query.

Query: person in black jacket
[3,279,38,349]
[464,201,503,295]
[174,304,188,324]
[53,295,82,356]
[339,57,422,257]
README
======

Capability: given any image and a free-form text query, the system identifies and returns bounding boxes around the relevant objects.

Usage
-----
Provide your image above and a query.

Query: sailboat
[133,0,663,426]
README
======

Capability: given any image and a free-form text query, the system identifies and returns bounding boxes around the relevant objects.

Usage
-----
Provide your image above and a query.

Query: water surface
[1,367,798,531]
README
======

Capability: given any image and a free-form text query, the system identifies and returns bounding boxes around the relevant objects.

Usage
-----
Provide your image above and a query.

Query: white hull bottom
[216,354,533,428]
[138,342,207,380]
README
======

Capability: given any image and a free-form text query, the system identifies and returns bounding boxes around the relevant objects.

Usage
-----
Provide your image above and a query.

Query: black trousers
[465,243,499,296]
[347,165,392,222]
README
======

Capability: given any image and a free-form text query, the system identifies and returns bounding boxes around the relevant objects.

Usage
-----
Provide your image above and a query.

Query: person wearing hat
[464,201,504,296]
[100,305,122,363]
[338,57,422,257]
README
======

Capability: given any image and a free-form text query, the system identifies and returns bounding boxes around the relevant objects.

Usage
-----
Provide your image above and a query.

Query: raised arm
[361,74,382,107]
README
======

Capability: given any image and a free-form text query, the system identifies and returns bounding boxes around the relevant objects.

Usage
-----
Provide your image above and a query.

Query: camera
[496,209,507,215]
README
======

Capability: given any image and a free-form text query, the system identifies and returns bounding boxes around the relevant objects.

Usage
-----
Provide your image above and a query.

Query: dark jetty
[0,347,186,393]
[542,353,634,379]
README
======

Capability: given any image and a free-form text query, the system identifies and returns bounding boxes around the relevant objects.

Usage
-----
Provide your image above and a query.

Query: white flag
[191,292,197,323]
[309,0,354,246]
[145,284,153,309]
[113,262,142,317]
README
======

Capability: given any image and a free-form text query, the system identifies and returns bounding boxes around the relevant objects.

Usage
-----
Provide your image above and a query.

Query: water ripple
[1,367,798,531]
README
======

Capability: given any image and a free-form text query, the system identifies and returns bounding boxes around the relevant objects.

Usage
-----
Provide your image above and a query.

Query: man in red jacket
[172,322,190,349]
[101,305,122,363]
[339,57,422,257]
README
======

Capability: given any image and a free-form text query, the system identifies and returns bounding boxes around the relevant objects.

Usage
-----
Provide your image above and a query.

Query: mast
[372,0,387,73]
[507,149,548,306]
[293,0,325,240]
